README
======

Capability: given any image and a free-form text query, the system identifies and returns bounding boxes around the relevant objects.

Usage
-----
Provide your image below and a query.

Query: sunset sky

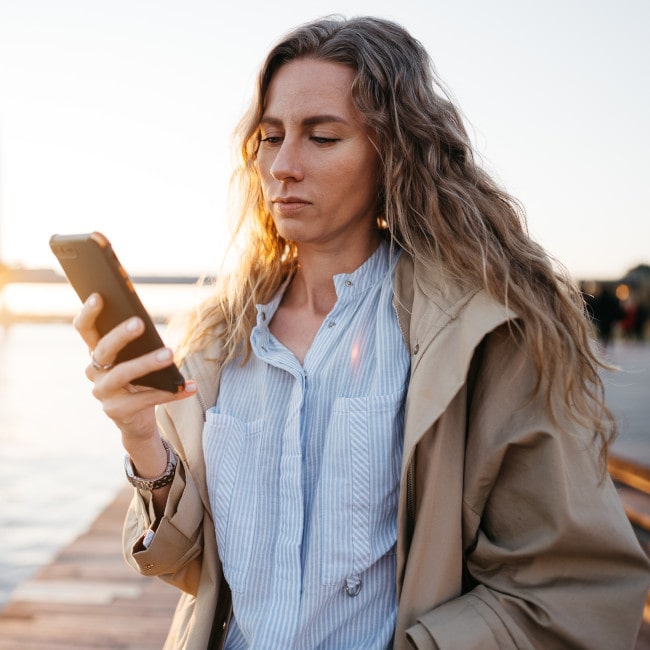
[0,0,648,280]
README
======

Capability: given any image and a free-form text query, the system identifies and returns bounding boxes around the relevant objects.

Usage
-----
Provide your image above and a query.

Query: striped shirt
[203,242,410,649]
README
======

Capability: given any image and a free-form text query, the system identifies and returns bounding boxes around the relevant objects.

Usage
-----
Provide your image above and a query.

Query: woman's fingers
[90,315,145,371]
[90,345,180,396]
[73,293,104,350]
[98,379,196,424]
[75,294,148,373]
[73,291,197,440]
[89,346,197,439]
[94,372,196,440]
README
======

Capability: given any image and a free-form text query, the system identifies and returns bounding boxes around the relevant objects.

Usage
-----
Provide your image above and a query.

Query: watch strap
[124,438,177,491]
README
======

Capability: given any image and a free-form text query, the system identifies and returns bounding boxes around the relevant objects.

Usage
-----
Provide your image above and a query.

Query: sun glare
[0,282,215,321]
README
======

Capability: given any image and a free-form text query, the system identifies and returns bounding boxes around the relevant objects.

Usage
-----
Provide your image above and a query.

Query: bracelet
[124,438,178,491]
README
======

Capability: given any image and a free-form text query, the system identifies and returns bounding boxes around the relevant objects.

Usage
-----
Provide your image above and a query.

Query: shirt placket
[255,334,306,645]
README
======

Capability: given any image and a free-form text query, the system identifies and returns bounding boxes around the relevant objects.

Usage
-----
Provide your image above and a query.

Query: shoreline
[0,312,171,326]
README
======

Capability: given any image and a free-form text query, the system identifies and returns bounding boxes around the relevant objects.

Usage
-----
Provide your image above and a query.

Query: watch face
[124,455,137,479]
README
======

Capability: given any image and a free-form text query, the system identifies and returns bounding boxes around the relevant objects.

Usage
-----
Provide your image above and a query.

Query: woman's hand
[73,293,197,456]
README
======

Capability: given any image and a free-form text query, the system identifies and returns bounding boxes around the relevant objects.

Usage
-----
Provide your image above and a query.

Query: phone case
[49,232,186,393]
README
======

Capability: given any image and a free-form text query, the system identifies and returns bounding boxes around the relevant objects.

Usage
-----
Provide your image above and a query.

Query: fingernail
[184,380,197,393]
[156,348,172,362]
[126,318,140,331]
[88,294,97,308]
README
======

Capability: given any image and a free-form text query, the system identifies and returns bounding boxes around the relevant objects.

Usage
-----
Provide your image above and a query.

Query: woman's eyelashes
[260,135,282,145]
[310,136,340,144]
[258,132,341,146]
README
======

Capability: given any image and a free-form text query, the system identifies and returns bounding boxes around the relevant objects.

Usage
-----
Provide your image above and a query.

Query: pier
[0,488,178,649]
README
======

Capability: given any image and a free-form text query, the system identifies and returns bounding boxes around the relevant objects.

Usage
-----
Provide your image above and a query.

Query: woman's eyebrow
[260,114,350,127]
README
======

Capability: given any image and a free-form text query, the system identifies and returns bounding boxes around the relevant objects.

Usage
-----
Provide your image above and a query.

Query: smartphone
[49,231,186,393]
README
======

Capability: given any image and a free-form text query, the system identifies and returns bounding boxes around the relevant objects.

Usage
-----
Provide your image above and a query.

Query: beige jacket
[124,254,650,649]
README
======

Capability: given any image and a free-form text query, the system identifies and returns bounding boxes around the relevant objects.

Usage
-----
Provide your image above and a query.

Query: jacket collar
[393,253,516,463]
[393,254,483,364]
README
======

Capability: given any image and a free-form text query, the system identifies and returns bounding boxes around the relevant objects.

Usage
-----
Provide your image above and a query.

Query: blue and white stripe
[203,241,410,649]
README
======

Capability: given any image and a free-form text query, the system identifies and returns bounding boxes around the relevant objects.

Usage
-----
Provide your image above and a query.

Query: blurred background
[0,0,648,611]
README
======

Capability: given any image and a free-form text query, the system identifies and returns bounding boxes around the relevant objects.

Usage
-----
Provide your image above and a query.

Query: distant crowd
[584,281,649,346]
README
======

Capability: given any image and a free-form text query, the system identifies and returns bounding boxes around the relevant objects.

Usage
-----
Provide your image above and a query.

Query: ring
[90,349,114,371]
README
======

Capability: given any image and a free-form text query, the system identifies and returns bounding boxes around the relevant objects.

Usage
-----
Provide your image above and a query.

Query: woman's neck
[287,237,381,316]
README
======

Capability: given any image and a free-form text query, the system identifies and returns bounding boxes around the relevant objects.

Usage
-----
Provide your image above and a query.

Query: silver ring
[90,349,114,371]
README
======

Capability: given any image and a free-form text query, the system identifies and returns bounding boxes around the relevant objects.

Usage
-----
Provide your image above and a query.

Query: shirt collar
[255,274,292,329]
[255,240,398,328]
[331,239,396,301]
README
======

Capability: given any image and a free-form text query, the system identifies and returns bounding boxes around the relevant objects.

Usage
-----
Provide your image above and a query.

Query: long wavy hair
[177,15,614,458]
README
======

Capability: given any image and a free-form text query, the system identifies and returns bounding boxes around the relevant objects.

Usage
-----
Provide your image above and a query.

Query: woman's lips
[273,198,311,214]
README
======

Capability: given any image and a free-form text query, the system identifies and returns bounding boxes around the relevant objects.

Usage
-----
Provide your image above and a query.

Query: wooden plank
[610,454,650,495]
[0,487,179,649]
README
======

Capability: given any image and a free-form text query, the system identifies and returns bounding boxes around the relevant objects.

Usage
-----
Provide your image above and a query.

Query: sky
[0,0,648,280]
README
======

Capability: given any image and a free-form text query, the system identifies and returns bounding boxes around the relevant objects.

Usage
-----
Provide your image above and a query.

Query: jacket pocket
[320,389,404,586]
[203,411,264,592]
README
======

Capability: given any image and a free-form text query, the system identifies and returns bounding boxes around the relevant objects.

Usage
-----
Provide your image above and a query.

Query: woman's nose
[269,139,304,182]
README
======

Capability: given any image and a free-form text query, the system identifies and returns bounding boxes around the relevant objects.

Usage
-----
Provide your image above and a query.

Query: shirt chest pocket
[203,412,264,593]
[319,389,405,587]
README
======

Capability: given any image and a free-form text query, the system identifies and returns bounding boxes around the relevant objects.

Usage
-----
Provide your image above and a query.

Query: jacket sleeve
[406,327,650,649]
[123,458,205,596]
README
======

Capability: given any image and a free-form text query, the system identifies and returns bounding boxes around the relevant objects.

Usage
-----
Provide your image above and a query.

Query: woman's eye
[311,136,339,144]
[260,135,282,145]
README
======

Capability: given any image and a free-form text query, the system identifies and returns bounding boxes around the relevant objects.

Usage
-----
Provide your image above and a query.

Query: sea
[0,282,213,606]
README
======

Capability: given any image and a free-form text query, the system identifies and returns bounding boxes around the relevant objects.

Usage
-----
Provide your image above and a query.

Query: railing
[610,454,650,532]
[609,454,650,647]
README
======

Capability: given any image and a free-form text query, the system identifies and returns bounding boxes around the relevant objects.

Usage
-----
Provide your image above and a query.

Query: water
[0,283,213,607]
[0,322,125,605]
[1,281,212,321]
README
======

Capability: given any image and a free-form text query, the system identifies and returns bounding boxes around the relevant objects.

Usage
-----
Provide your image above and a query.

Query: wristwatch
[124,438,178,491]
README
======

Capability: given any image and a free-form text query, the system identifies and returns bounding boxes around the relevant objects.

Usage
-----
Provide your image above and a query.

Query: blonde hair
[177,15,614,458]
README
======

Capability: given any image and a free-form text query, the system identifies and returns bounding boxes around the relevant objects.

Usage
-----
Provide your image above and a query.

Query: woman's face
[256,58,381,253]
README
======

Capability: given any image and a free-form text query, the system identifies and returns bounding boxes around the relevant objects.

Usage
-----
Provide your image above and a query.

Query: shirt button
[261,311,267,321]
[327,321,336,328]
[413,343,420,354]
[345,575,362,597]
[344,280,352,287]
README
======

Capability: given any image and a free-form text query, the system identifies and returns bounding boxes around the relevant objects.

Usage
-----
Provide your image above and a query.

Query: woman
[75,16,649,650]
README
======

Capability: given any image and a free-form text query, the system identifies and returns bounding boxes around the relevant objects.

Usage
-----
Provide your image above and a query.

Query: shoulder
[397,252,517,366]
[397,251,516,323]
[468,322,589,459]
